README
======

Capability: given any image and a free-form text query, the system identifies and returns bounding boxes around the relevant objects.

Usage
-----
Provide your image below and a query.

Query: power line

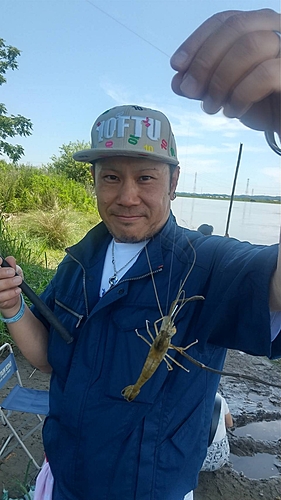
[85,0,170,58]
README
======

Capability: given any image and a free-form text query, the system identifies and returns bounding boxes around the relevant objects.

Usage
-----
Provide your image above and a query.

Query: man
[0,8,280,500]
[201,393,233,472]
[197,224,214,236]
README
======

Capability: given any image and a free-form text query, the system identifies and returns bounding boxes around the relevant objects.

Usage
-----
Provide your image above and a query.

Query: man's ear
[170,165,180,199]
[90,163,95,182]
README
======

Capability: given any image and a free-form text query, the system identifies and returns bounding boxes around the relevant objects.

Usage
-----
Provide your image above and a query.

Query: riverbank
[0,349,280,499]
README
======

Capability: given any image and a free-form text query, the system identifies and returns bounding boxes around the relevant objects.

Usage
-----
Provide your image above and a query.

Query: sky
[1,0,280,196]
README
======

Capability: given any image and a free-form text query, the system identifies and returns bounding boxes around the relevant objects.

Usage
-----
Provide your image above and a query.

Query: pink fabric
[34,461,54,500]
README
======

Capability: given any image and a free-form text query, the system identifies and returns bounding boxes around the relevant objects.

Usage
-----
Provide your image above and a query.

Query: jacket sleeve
[194,236,279,359]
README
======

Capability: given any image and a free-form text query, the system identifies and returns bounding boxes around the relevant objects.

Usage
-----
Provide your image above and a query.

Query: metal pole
[224,143,243,237]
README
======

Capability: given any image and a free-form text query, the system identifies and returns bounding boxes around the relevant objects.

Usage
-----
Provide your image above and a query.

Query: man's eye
[104,175,119,181]
[139,175,153,181]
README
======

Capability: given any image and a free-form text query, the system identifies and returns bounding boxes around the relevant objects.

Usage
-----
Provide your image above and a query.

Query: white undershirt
[100,239,148,297]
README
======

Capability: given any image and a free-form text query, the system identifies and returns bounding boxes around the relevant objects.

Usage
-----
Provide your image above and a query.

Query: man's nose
[116,180,140,205]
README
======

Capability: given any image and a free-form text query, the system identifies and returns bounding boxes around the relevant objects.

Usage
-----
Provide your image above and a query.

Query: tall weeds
[0,214,33,263]
[0,161,96,213]
[23,204,74,249]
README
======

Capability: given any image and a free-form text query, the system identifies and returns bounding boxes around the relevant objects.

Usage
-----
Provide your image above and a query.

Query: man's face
[93,157,179,242]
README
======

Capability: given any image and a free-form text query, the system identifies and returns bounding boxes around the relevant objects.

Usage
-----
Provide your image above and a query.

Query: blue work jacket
[32,213,280,499]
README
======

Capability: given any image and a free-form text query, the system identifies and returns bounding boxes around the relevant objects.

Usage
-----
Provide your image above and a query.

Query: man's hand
[0,256,23,314]
[170,9,281,135]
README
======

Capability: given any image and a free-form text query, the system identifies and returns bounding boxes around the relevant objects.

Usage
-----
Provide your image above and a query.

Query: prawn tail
[121,385,140,402]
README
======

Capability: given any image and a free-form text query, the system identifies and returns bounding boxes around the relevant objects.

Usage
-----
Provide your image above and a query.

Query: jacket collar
[65,211,178,273]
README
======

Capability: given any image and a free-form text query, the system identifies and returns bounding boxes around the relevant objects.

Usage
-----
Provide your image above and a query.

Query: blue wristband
[0,295,25,323]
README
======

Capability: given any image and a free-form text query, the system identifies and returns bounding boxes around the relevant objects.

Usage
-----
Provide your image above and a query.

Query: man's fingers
[170,10,240,72]
[171,9,280,101]
[15,265,24,279]
[0,256,23,307]
[2,256,17,270]
[202,30,280,115]
[223,59,281,123]
[171,72,188,97]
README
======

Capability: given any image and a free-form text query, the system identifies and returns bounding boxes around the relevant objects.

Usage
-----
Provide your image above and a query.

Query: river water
[172,197,280,245]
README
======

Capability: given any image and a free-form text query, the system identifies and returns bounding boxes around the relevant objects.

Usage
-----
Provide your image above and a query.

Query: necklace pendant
[109,275,118,287]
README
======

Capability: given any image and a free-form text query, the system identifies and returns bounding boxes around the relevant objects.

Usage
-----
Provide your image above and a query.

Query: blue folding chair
[0,342,49,469]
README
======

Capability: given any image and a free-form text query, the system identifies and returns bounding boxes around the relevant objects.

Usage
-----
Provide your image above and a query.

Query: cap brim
[73,148,179,165]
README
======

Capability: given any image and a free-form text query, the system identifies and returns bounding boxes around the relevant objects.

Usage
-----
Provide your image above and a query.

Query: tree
[0,38,33,162]
[49,141,93,185]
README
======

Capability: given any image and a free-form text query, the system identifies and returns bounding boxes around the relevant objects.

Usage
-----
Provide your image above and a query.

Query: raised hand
[170,9,281,135]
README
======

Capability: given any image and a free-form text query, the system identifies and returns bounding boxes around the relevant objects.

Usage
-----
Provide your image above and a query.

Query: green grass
[7,210,100,267]
[0,210,100,344]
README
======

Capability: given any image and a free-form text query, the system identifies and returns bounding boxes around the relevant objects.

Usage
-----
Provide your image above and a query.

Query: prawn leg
[171,339,199,351]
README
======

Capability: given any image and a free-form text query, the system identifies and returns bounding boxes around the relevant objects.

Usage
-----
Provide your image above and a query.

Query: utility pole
[245,178,249,197]
[224,143,243,237]
[192,172,197,195]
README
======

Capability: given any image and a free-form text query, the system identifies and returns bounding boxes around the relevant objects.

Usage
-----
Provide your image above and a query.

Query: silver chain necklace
[108,240,144,287]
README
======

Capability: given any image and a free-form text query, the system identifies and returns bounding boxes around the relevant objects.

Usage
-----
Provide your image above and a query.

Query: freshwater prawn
[121,240,204,402]
[122,237,281,402]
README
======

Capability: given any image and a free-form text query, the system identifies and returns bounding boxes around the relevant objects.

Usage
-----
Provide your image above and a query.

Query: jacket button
[118,288,124,295]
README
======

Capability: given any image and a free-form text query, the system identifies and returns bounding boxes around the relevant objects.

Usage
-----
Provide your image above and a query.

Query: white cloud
[99,77,132,103]
[97,82,243,135]
[163,106,246,137]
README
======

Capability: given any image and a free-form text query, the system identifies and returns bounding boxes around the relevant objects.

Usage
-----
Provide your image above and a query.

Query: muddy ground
[0,348,280,499]
[194,350,281,500]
